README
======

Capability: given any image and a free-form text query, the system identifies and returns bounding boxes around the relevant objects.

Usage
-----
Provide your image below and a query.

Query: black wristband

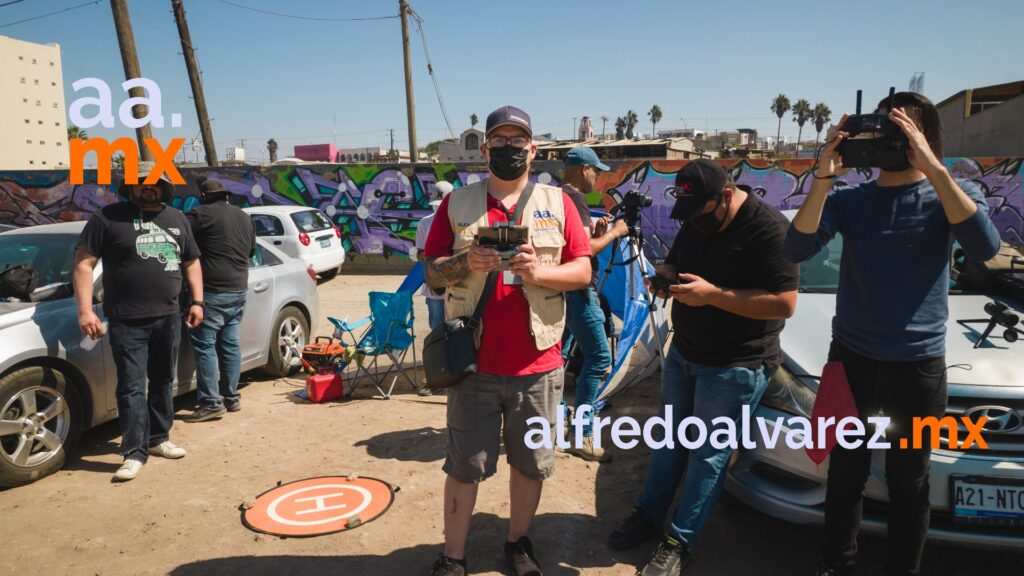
[811,168,837,180]
[191,300,205,308]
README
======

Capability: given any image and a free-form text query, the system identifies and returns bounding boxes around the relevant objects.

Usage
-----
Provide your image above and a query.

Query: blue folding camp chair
[328,289,419,399]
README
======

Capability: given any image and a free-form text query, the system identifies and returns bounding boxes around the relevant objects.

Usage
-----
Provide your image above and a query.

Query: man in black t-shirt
[183,178,256,423]
[607,160,799,576]
[74,161,203,482]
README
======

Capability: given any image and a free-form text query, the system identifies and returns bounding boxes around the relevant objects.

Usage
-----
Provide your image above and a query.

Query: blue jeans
[109,314,181,463]
[188,289,247,410]
[635,346,768,550]
[562,288,611,436]
[426,298,445,330]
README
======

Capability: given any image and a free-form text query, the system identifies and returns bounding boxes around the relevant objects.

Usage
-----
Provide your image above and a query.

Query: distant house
[294,143,337,162]
[439,128,485,162]
[535,137,706,162]
[936,80,1024,156]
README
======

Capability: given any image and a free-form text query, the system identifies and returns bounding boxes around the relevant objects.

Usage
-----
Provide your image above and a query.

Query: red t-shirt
[424,189,591,376]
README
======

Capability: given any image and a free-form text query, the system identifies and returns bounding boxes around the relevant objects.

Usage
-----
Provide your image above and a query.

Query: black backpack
[0,265,39,301]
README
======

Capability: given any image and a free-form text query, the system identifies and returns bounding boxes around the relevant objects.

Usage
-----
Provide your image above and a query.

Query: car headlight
[761,365,816,418]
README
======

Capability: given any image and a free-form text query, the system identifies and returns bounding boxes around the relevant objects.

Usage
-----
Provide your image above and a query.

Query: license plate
[319,237,331,248]
[951,476,1024,526]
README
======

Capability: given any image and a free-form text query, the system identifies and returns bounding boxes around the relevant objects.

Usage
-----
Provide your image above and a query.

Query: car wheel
[266,306,309,377]
[319,267,340,281]
[0,367,83,488]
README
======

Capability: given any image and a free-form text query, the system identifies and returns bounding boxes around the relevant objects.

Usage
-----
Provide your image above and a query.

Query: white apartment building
[0,35,68,170]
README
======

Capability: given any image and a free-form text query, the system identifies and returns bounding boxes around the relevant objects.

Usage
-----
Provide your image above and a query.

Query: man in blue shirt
[785,92,1000,576]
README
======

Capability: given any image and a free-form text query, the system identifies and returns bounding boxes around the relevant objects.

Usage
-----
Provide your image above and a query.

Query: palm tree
[625,110,639,139]
[614,117,626,139]
[600,115,609,139]
[267,138,278,163]
[648,104,662,138]
[813,103,832,146]
[67,126,87,141]
[792,99,813,157]
[112,153,125,171]
[770,94,790,155]
[470,113,478,128]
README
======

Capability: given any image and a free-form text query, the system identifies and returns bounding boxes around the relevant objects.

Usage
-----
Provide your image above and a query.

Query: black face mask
[488,145,529,181]
[688,196,726,235]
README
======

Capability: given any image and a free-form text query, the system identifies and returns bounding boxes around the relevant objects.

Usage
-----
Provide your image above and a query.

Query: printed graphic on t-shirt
[133,219,181,271]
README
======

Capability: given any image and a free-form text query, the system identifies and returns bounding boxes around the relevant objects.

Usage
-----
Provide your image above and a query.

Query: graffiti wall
[1,158,1021,261]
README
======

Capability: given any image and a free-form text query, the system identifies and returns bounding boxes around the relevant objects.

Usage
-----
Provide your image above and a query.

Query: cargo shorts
[443,367,563,483]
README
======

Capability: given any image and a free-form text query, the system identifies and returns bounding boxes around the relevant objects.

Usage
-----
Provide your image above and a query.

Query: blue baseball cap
[565,146,610,171]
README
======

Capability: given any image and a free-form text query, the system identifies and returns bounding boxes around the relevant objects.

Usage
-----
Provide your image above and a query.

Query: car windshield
[290,210,332,233]
[0,234,78,289]
[798,236,843,294]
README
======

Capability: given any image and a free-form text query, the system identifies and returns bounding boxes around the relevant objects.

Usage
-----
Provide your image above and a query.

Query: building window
[56,141,62,147]
[55,122,60,126]
[42,161,47,165]
[464,133,479,150]
[50,82,56,87]
[49,61,54,67]
[26,139,32,144]
[52,103,57,108]
[20,77,26,83]
[37,120,42,125]
[29,161,34,165]
[33,79,39,85]
[31,58,37,64]
[18,56,23,61]
[24,119,30,124]
[35,100,41,106]
[40,141,45,145]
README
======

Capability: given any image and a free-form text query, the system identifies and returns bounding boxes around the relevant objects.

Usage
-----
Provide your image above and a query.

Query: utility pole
[388,128,396,162]
[110,0,154,161]
[171,0,218,166]
[399,0,418,163]
[572,117,577,141]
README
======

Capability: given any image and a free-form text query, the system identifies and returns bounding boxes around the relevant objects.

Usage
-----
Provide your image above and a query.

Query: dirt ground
[1,272,1022,576]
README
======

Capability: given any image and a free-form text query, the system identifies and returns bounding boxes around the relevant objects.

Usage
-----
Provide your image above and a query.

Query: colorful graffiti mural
[1,158,1021,260]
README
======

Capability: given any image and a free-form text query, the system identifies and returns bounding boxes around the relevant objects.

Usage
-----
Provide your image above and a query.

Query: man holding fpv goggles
[785,92,1000,576]
[608,159,798,575]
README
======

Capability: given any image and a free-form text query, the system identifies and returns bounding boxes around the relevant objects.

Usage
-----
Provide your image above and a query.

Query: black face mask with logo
[688,195,727,235]
[488,145,529,181]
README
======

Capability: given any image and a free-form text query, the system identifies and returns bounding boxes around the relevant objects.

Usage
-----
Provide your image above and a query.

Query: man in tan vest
[423,105,592,576]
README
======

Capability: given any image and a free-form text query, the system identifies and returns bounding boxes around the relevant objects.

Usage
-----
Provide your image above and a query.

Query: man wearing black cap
[607,159,798,575]
[183,178,257,423]
[424,105,592,576]
[75,161,203,482]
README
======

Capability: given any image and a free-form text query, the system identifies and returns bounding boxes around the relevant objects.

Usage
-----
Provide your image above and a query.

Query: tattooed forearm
[425,252,471,290]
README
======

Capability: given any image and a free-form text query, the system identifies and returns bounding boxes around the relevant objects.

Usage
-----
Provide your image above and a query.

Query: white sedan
[244,206,346,280]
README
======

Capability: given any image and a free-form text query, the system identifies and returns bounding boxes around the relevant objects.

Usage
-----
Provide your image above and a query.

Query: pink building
[293,143,337,162]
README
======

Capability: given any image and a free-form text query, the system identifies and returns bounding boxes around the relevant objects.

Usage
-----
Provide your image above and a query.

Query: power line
[0,1,27,9]
[407,4,456,140]
[0,0,100,28]
[215,0,397,22]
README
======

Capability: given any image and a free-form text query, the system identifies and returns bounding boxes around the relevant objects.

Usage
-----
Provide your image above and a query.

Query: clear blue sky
[3,0,1023,162]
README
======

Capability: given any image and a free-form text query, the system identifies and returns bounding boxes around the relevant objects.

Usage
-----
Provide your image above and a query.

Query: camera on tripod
[837,87,910,171]
[956,300,1024,348]
[618,190,653,233]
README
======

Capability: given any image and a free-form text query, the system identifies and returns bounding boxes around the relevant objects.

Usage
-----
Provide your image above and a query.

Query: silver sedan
[0,221,318,487]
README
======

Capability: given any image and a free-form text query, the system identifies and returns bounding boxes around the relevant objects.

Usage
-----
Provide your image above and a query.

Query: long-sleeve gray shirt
[784,178,1000,361]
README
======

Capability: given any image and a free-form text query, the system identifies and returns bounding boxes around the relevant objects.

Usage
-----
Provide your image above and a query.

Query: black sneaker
[430,554,466,576]
[505,536,542,576]
[183,405,226,423]
[637,537,688,576]
[608,506,661,551]
[225,402,241,413]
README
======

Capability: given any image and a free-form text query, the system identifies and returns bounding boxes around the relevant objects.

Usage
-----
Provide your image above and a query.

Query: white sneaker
[148,441,187,459]
[113,459,144,481]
